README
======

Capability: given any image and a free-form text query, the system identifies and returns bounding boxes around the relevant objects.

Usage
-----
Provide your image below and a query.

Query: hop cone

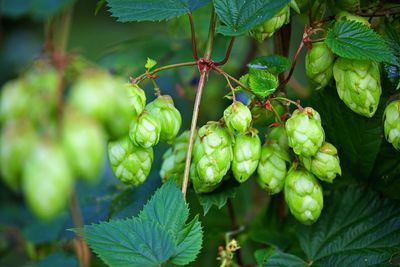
[250,5,290,41]
[300,142,341,183]
[22,141,73,220]
[129,111,161,148]
[191,162,220,193]
[333,58,381,117]
[146,95,182,143]
[284,167,323,225]
[0,80,29,122]
[108,136,153,185]
[128,84,146,117]
[232,131,261,183]
[305,42,335,89]
[268,125,289,150]
[0,120,37,192]
[192,122,233,192]
[224,101,252,133]
[384,100,400,150]
[160,131,190,184]
[257,143,291,194]
[285,107,325,157]
[62,112,106,182]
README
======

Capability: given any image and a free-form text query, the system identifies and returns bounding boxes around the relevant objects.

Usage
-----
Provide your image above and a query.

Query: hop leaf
[145,57,157,70]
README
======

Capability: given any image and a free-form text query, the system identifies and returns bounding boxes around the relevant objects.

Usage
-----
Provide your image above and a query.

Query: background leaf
[106,0,211,22]
[213,0,290,36]
[264,251,306,267]
[247,55,291,75]
[325,20,395,64]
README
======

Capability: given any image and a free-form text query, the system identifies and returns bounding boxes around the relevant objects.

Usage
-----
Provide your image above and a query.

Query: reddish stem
[214,37,236,66]
[187,12,199,61]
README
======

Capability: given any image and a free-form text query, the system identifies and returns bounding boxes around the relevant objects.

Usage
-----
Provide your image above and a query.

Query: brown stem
[227,200,244,267]
[214,37,236,66]
[187,12,199,60]
[133,61,197,84]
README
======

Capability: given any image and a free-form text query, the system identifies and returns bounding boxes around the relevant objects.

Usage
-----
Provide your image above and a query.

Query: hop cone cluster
[192,122,233,193]
[284,167,324,225]
[257,143,290,194]
[305,42,335,89]
[232,132,261,183]
[384,100,400,150]
[223,101,252,133]
[250,5,290,41]
[108,136,153,186]
[160,131,190,184]
[285,107,325,157]
[333,58,381,117]
[300,142,341,183]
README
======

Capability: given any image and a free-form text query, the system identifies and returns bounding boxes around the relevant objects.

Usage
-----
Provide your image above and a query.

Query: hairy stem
[181,10,217,196]
[187,12,199,60]
[133,61,197,84]
[215,37,236,66]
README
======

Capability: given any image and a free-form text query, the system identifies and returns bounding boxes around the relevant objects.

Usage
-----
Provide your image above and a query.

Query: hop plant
[129,111,161,148]
[284,167,324,225]
[62,112,106,183]
[127,83,146,117]
[0,80,29,123]
[160,131,190,184]
[333,58,381,117]
[192,122,233,192]
[146,95,182,143]
[250,5,290,41]
[300,142,341,183]
[108,136,153,185]
[383,100,400,150]
[305,42,335,89]
[257,142,291,194]
[232,131,261,183]
[268,125,289,150]
[191,162,219,193]
[22,141,73,220]
[223,101,252,133]
[285,107,325,157]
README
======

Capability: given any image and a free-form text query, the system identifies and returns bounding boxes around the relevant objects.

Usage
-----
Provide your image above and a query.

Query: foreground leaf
[248,69,278,97]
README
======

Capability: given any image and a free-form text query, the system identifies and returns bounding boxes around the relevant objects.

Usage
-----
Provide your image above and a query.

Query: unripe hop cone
[22,141,73,221]
[333,58,381,118]
[284,167,323,225]
[305,42,335,89]
[160,131,190,184]
[268,125,289,150]
[232,132,261,183]
[224,101,252,134]
[300,142,341,183]
[285,107,325,157]
[108,136,153,186]
[146,95,182,143]
[257,142,291,194]
[129,111,161,148]
[250,5,290,41]
[192,122,233,193]
[383,100,400,150]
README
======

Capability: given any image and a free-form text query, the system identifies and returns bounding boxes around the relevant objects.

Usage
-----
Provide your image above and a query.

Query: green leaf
[248,55,290,75]
[145,58,157,70]
[171,215,203,265]
[325,20,395,64]
[106,0,211,22]
[254,247,277,266]
[213,0,290,36]
[298,187,400,266]
[264,251,306,267]
[95,0,106,15]
[289,0,300,14]
[248,69,278,97]
[196,179,239,215]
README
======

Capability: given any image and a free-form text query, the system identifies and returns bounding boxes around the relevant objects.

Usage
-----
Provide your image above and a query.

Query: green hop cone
[333,58,381,117]
[300,142,341,183]
[223,101,252,133]
[108,136,153,185]
[192,122,233,192]
[0,80,30,122]
[284,167,323,225]
[250,5,290,41]
[383,100,400,150]
[22,141,73,221]
[190,162,220,193]
[129,111,161,148]
[232,131,261,183]
[160,131,190,184]
[128,84,146,116]
[268,125,289,150]
[257,142,291,194]
[62,112,106,183]
[305,42,335,89]
[285,107,325,157]
[0,120,37,192]
[146,95,182,143]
